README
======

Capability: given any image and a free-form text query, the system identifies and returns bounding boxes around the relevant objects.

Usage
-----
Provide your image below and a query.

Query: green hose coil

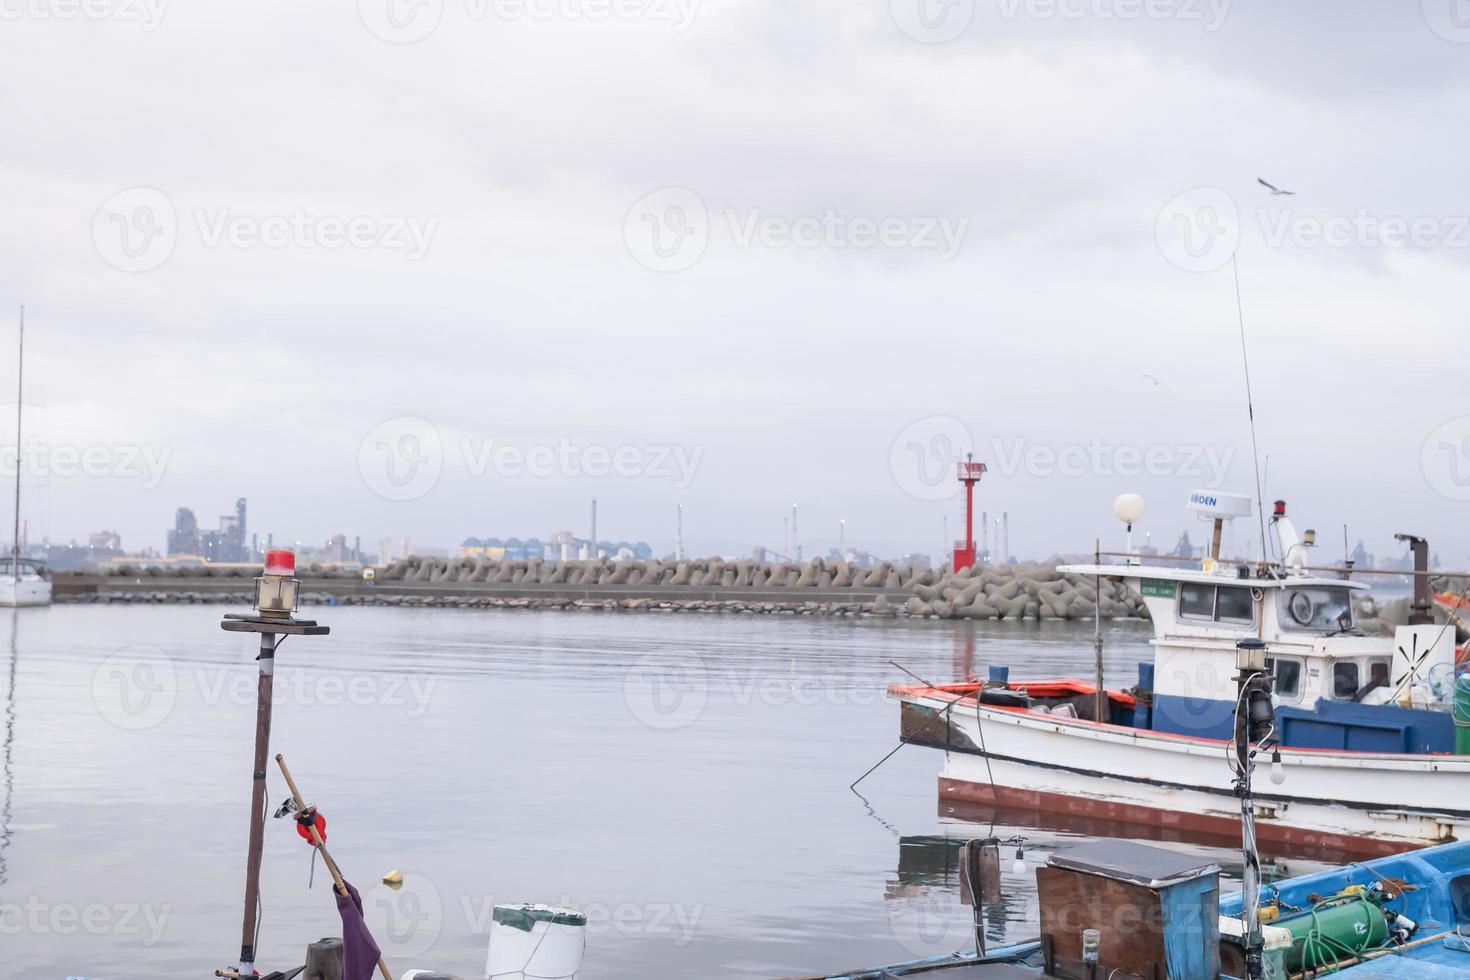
[1278,894,1390,974]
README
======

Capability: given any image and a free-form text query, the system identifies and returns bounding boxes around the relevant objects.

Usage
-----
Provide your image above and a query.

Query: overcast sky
[1,0,1468,564]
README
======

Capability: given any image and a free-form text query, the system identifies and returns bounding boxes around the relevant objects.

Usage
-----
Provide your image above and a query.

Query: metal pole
[963,476,974,555]
[1399,534,1433,625]
[1093,539,1105,725]
[1237,694,1263,980]
[238,630,277,974]
[11,307,22,566]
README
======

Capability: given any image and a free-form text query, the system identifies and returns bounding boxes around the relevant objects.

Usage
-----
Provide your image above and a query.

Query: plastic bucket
[485,904,585,979]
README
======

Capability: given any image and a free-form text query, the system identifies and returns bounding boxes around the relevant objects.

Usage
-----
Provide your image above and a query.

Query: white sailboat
[1,307,50,608]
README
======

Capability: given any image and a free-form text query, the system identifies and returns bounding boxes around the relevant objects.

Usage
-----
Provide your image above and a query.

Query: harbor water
[1,606,1331,978]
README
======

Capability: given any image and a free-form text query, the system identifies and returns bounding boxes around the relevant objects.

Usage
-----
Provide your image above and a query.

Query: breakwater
[55,556,1446,635]
[58,557,1148,620]
[369,555,1150,619]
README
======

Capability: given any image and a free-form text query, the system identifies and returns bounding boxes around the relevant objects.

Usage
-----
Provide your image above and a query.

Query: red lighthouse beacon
[952,452,987,572]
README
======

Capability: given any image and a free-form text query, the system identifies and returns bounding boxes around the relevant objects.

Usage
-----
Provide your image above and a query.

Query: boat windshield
[1277,585,1354,633]
[0,558,45,578]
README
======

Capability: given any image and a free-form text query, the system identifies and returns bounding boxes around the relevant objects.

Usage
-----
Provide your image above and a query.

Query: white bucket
[485,904,586,979]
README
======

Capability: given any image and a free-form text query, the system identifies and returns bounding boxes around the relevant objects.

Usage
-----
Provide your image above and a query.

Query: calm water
[0,605,1328,979]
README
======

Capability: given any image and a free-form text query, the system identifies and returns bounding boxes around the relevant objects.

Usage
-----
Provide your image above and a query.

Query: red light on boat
[264,550,296,576]
[1273,500,1287,517]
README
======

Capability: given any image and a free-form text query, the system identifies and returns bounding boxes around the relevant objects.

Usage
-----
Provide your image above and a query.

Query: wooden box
[1037,840,1220,980]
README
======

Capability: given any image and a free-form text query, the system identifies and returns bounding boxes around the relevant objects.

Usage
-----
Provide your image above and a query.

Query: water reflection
[888,835,1029,949]
[881,802,1334,954]
[938,800,1354,870]
[0,610,16,885]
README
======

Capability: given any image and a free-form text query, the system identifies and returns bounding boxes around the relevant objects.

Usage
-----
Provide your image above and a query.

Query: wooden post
[238,631,278,975]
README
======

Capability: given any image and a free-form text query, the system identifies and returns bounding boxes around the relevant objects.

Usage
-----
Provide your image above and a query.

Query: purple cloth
[334,880,383,980]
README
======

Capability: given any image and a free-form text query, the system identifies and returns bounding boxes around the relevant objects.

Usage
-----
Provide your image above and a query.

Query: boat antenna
[1231,255,1270,565]
[11,307,22,568]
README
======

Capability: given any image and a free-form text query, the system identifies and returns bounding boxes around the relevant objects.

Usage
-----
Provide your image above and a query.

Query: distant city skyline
[8,488,1449,576]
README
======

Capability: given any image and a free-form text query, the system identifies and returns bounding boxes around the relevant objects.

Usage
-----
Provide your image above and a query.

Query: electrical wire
[255,782,268,965]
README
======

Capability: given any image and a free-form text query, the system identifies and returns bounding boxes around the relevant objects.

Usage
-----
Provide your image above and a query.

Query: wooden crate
[1037,840,1220,980]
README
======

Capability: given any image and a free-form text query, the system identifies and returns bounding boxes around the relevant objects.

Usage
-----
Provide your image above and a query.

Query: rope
[850,662,996,793]
[973,687,1000,828]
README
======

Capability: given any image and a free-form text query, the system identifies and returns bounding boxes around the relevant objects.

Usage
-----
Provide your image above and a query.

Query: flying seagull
[1141,373,1170,391]
[1257,177,1296,196]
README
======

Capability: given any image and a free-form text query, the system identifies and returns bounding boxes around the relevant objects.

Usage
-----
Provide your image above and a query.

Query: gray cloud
[0,1,1465,565]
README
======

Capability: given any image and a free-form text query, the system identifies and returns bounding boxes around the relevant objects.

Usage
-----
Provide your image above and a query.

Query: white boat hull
[0,577,52,607]
[898,688,1470,855]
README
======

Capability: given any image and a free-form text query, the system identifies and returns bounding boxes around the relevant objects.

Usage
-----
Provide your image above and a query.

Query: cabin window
[1215,586,1255,624]
[1180,583,1214,618]
[1332,661,1360,699]
[1358,658,1391,699]
[1278,586,1356,633]
[1267,657,1303,700]
[1178,582,1256,625]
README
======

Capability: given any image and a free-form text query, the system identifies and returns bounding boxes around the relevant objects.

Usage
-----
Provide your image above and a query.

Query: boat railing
[1097,550,1470,581]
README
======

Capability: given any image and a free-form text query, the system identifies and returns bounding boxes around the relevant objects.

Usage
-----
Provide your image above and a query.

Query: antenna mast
[12,307,22,565]
[1231,255,1269,565]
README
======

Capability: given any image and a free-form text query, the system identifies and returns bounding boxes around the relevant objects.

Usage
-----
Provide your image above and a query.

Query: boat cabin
[0,557,48,580]
[1062,494,1461,753]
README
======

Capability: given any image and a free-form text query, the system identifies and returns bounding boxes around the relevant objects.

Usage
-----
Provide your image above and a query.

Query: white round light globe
[1113,493,1147,526]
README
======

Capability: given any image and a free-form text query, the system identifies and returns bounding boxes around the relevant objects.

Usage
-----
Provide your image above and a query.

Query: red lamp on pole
[220,551,328,978]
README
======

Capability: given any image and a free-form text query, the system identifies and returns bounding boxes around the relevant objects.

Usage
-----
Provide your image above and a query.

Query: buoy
[485,904,586,980]
[381,868,404,887]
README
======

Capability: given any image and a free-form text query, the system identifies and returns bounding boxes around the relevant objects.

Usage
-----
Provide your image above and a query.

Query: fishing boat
[815,691,1468,980]
[1,307,50,609]
[1220,838,1470,977]
[891,491,1470,855]
[799,835,1470,979]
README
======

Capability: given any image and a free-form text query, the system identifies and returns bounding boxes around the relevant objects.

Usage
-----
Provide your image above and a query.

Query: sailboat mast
[11,306,21,565]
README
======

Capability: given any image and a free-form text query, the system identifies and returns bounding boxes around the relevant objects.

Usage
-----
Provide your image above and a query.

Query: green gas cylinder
[1275,892,1390,974]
